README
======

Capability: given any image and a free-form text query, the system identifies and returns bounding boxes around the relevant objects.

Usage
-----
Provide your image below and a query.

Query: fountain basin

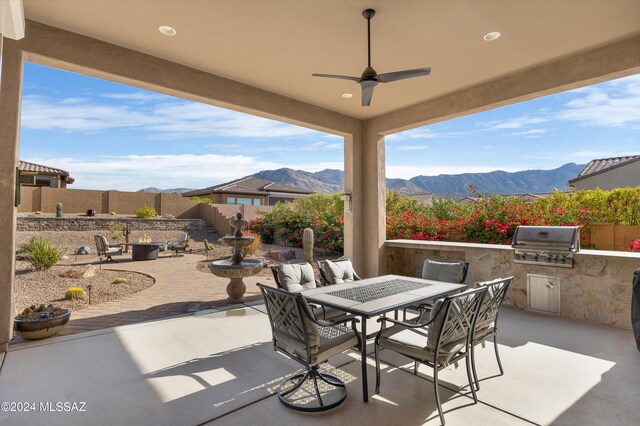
[209,258,264,303]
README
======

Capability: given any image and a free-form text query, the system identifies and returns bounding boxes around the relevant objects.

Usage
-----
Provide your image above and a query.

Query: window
[226,196,259,205]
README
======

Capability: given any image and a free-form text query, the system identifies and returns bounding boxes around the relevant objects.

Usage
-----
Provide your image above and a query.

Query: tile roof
[569,155,640,184]
[18,160,74,184]
[183,177,312,197]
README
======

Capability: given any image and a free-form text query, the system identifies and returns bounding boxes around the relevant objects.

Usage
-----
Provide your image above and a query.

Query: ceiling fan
[312,8,431,107]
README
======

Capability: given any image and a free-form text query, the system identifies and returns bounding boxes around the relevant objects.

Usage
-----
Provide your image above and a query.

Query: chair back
[271,263,316,292]
[427,287,486,353]
[258,283,318,364]
[94,235,108,256]
[177,232,189,244]
[474,277,512,335]
[422,259,469,284]
[317,257,360,285]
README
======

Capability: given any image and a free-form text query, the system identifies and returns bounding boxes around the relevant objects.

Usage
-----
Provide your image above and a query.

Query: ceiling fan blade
[377,67,431,83]
[312,73,361,82]
[361,84,375,107]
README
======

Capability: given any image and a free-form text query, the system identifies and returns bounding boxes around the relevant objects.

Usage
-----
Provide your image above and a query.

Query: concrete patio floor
[1,303,638,426]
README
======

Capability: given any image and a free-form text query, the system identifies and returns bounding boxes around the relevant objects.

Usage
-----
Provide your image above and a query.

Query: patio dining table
[302,274,465,403]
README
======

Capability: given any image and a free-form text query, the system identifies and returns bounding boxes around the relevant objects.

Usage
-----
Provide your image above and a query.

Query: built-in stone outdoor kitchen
[385,239,637,329]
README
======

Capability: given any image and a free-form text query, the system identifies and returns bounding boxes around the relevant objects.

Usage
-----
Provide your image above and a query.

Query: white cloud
[555,75,640,127]
[100,92,165,101]
[25,154,283,191]
[509,129,547,138]
[207,140,342,152]
[394,145,429,151]
[24,154,346,192]
[387,128,439,141]
[21,95,323,139]
[480,116,548,130]
[570,150,638,160]
[386,127,469,142]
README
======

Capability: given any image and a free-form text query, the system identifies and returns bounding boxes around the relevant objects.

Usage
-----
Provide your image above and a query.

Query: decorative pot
[14,309,71,340]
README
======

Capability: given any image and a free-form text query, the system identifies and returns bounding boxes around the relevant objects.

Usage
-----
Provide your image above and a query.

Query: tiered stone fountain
[209,212,264,303]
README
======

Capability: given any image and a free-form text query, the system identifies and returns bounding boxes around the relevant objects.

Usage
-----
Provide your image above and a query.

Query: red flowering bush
[254,187,640,252]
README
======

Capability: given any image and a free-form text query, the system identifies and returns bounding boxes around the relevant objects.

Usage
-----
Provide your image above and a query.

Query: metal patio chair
[167,232,189,256]
[258,283,361,412]
[470,276,512,390]
[94,235,123,263]
[271,263,346,320]
[403,259,470,320]
[374,287,487,425]
[317,257,362,285]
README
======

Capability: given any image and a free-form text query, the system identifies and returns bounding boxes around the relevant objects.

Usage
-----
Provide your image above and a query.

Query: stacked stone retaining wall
[17,217,205,232]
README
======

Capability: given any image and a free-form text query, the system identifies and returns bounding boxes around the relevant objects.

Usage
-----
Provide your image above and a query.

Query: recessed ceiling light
[483,32,501,42]
[159,26,177,36]
[342,93,353,99]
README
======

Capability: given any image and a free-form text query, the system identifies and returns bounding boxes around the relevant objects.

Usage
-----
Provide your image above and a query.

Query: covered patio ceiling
[22,0,640,119]
[1,0,640,351]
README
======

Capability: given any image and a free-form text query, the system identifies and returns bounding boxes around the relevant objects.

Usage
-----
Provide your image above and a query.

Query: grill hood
[511,226,580,252]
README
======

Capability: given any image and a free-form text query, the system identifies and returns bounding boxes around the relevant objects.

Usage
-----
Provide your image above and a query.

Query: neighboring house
[518,193,550,203]
[446,193,549,204]
[18,160,74,188]
[457,196,481,205]
[409,192,435,206]
[183,177,313,206]
[568,155,640,190]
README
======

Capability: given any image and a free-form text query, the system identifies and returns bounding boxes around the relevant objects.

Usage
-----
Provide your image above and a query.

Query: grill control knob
[558,255,566,263]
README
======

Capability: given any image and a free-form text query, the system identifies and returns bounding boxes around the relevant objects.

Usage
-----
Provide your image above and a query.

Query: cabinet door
[527,274,560,315]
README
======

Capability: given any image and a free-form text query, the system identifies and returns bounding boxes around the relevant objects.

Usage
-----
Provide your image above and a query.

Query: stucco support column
[343,130,364,274]
[0,42,23,352]
[360,127,386,277]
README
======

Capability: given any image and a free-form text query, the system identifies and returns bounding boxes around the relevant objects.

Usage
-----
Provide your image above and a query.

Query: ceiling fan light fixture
[312,8,430,107]
[483,31,501,41]
[159,25,177,36]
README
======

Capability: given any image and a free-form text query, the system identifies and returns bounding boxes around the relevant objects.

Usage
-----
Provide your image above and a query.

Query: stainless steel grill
[511,226,580,268]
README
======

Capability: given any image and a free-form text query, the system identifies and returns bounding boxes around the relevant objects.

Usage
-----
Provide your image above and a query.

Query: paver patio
[1,303,637,426]
[36,253,270,337]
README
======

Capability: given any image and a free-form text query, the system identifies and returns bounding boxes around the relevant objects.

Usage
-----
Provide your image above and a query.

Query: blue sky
[20,62,639,191]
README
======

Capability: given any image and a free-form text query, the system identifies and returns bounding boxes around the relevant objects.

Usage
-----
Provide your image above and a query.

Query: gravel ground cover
[15,226,340,314]
[14,261,154,313]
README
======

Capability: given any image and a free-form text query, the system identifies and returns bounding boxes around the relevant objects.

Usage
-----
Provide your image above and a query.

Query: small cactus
[65,287,86,300]
[112,278,127,284]
[303,228,314,264]
[56,202,63,217]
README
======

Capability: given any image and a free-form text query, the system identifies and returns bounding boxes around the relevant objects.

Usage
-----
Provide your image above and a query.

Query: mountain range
[252,163,585,195]
[138,187,195,193]
[139,163,585,195]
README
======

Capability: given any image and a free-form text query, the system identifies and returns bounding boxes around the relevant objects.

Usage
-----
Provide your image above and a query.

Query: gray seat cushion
[322,259,356,284]
[378,318,465,365]
[276,324,358,366]
[276,263,316,292]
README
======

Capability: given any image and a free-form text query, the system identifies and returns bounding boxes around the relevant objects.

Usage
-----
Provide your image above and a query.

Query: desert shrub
[113,278,127,284]
[65,287,86,300]
[189,196,213,203]
[135,204,157,218]
[242,230,262,256]
[19,237,64,270]
[106,222,123,242]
